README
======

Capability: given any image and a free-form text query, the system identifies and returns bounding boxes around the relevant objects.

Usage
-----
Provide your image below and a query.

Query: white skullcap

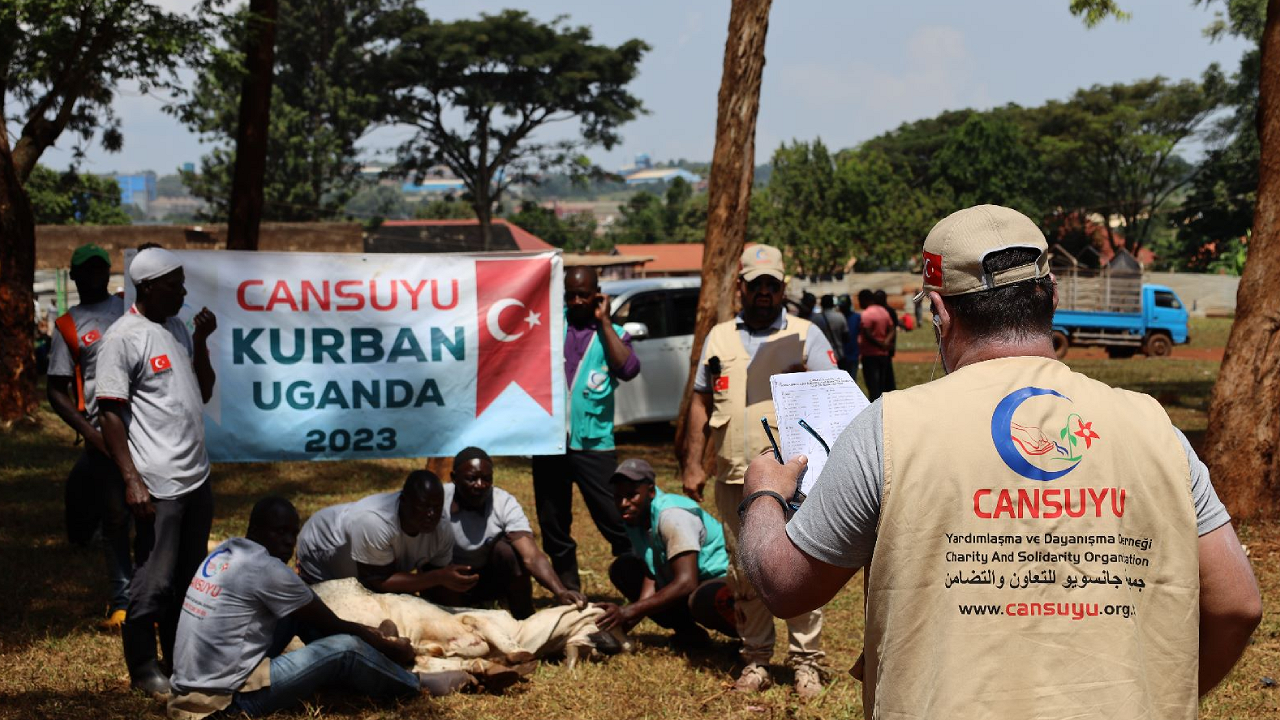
[129,248,183,283]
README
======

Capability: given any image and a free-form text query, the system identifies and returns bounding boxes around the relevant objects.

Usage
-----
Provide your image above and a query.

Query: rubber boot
[122,619,170,697]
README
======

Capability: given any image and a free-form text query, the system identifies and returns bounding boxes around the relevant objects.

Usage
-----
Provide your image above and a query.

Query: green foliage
[154,174,190,198]
[25,165,131,225]
[0,0,204,176]
[176,0,422,221]
[506,201,600,251]
[1069,0,1132,27]
[413,198,477,220]
[386,10,648,230]
[609,177,705,244]
[343,184,411,223]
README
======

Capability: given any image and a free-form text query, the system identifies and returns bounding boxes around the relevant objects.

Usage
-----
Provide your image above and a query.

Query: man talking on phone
[531,267,639,593]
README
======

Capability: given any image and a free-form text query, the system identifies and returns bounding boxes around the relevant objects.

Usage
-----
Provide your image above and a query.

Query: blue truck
[1052,280,1189,359]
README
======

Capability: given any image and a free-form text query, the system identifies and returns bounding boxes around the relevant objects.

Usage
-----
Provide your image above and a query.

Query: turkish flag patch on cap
[149,355,172,374]
[81,330,101,347]
[923,251,944,288]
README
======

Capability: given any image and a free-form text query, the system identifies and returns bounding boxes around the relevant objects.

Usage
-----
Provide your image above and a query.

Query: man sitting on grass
[167,496,436,719]
[295,470,478,597]
[596,459,737,649]
[431,447,588,619]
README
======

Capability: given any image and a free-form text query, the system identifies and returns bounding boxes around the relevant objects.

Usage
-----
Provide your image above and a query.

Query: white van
[602,276,701,426]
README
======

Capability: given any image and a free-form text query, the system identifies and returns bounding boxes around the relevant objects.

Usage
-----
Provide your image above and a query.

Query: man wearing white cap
[96,247,219,695]
[680,244,835,698]
[738,205,1262,719]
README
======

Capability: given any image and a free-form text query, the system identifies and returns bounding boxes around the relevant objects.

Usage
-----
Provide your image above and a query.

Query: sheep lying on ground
[309,578,629,676]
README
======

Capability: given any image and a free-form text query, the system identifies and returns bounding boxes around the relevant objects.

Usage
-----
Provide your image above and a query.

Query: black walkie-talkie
[706,356,721,386]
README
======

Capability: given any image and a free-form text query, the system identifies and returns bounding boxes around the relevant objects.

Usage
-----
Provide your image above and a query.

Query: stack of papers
[769,370,871,497]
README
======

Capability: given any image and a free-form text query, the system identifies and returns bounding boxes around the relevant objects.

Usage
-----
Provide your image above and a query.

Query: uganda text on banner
[123,249,566,462]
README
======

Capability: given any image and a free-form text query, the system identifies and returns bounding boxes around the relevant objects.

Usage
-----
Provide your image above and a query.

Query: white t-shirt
[170,538,315,694]
[443,484,533,568]
[47,296,125,426]
[295,491,453,583]
[94,311,210,498]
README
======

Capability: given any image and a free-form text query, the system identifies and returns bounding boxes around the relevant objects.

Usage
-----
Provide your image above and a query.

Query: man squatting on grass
[45,244,131,631]
[167,497,457,719]
[434,447,587,618]
[594,459,737,647]
[737,205,1263,719]
[96,247,219,695]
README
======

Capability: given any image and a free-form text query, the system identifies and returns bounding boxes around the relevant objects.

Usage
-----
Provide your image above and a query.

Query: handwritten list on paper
[769,370,871,496]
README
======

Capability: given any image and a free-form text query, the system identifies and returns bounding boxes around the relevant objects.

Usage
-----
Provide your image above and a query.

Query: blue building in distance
[116,172,157,212]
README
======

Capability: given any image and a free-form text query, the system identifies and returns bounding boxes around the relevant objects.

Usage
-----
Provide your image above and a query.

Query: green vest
[626,488,729,581]
[567,321,625,451]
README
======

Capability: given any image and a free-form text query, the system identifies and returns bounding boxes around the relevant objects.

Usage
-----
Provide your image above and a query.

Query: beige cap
[915,205,1049,301]
[739,244,785,282]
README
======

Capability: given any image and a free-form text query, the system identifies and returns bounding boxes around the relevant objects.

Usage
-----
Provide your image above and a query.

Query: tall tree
[1204,0,1280,519]
[224,0,277,251]
[178,0,420,222]
[753,139,853,276]
[26,165,132,225]
[675,0,772,457]
[386,10,647,249]
[0,0,199,423]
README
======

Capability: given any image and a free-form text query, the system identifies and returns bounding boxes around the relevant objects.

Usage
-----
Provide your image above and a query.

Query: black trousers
[531,449,630,591]
[861,356,896,401]
[66,447,136,611]
[430,536,536,619]
[121,479,213,671]
[608,554,736,637]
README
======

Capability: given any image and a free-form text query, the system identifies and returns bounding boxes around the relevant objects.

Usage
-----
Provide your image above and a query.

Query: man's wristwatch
[738,490,792,523]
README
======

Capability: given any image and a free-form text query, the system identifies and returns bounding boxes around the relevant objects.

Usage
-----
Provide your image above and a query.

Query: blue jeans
[229,635,420,716]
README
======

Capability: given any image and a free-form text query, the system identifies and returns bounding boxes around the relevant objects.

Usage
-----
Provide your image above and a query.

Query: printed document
[769,370,871,496]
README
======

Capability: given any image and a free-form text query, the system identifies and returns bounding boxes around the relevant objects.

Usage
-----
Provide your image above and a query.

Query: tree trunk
[1204,0,1280,520]
[226,0,278,251]
[475,187,493,252]
[0,135,39,424]
[674,0,772,459]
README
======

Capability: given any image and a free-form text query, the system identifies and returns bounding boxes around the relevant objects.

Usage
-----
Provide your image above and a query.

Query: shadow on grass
[0,687,443,720]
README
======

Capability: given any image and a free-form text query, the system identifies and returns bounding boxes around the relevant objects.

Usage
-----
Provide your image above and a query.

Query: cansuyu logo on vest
[991,387,1101,481]
[976,386,1122,520]
[201,548,231,578]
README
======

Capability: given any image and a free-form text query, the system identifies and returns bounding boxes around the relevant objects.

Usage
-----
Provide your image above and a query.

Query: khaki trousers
[715,481,824,665]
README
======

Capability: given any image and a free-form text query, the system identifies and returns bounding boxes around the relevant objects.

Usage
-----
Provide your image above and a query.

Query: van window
[613,292,668,339]
[1153,291,1182,310]
[670,290,701,336]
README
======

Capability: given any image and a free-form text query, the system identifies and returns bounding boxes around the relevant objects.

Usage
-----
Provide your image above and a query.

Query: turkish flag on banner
[475,257,554,417]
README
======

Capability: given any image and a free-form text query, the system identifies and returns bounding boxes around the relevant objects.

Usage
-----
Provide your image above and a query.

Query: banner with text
[124,249,566,462]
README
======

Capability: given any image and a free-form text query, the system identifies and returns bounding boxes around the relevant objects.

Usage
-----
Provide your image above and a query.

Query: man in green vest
[532,266,639,593]
[595,459,736,649]
[737,205,1262,719]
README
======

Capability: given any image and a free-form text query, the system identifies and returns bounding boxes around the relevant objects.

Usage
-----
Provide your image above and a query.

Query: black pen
[761,416,783,464]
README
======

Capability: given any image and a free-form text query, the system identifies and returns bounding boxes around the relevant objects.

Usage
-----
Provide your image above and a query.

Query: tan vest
[867,356,1198,720]
[704,315,812,484]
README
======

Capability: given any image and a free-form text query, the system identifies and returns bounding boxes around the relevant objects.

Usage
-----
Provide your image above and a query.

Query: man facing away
[680,244,836,698]
[167,496,427,719]
[531,266,639,592]
[739,205,1262,720]
[857,289,894,401]
[46,243,131,630]
[96,247,218,695]
[295,470,478,598]
[434,447,587,618]
[596,459,736,650]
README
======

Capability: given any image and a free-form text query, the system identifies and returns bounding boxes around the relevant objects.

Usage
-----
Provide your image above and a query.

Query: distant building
[116,172,157,213]
[367,219,553,253]
[611,243,704,277]
[623,167,702,186]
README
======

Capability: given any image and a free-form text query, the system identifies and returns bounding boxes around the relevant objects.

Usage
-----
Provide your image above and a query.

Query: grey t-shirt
[94,311,209,498]
[443,484,533,568]
[693,312,837,392]
[171,537,315,694]
[47,296,125,427]
[787,400,1232,569]
[656,507,707,560]
[296,491,453,583]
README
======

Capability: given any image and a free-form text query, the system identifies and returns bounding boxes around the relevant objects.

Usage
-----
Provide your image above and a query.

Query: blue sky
[36,0,1251,176]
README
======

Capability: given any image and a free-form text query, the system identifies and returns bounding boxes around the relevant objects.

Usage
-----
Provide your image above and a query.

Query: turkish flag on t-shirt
[81,330,101,347]
[475,258,553,416]
[150,355,172,373]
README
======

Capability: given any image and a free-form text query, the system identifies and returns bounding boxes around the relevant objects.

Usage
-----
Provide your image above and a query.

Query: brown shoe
[733,662,773,693]
[794,662,824,700]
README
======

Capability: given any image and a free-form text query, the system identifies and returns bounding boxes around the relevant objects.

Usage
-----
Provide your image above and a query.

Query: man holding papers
[737,205,1260,719]
[680,244,835,698]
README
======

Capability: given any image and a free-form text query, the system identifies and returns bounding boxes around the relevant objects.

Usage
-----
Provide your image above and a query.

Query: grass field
[1,317,1276,719]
